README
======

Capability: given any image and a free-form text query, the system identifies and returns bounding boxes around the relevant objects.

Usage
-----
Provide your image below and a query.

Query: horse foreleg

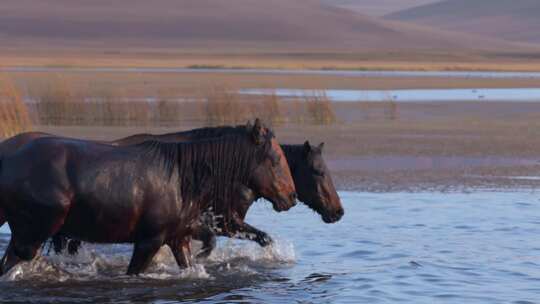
[52,235,67,254]
[67,240,81,255]
[0,239,21,276]
[0,208,5,228]
[232,220,273,247]
[192,225,216,259]
[169,236,193,269]
[127,235,164,275]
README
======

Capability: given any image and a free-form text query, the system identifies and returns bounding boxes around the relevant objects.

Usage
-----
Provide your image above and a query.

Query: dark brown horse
[0,126,343,258]
[0,121,296,276]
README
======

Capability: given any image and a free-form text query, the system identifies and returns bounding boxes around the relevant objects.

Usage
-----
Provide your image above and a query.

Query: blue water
[2,191,540,303]
[240,88,540,103]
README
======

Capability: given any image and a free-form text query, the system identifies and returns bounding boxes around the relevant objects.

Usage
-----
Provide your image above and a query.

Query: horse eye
[313,168,325,177]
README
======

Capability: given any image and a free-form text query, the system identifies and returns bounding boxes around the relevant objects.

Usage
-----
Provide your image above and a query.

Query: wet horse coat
[0,123,296,275]
[0,126,343,258]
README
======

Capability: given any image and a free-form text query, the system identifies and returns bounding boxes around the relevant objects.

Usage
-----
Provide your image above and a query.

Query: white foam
[0,238,296,282]
[208,237,296,265]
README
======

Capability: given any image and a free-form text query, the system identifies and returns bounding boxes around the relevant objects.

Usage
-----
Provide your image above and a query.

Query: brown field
[4,49,540,72]
[4,70,540,102]
[2,0,540,73]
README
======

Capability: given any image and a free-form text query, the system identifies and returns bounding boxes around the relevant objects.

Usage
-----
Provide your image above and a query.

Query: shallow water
[240,88,540,103]
[2,191,540,303]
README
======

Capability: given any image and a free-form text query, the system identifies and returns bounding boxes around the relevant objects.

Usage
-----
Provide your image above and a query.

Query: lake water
[21,87,540,104]
[240,88,540,103]
[2,191,540,303]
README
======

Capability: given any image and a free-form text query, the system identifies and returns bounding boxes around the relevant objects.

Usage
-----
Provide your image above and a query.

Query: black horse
[0,125,344,258]
[0,121,297,275]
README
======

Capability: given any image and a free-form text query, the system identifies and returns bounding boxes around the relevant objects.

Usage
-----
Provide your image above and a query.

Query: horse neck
[281,144,303,177]
[177,136,257,216]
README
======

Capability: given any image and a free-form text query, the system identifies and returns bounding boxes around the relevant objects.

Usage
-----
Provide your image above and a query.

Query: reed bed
[2,76,339,129]
[304,91,337,125]
[0,76,32,138]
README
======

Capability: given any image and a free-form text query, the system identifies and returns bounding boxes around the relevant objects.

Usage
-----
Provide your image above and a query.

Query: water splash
[206,237,296,266]
[0,237,295,282]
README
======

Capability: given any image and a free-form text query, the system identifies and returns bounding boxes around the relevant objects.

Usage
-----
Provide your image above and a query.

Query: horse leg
[10,195,70,263]
[0,208,5,228]
[127,235,164,275]
[169,235,193,269]
[232,220,273,247]
[67,240,81,255]
[192,225,216,259]
[52,234,68,254]
[0,238,21,276]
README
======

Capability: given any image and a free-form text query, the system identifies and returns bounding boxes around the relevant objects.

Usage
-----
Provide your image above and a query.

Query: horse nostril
[290,192,298,202]
[337,208,344,217]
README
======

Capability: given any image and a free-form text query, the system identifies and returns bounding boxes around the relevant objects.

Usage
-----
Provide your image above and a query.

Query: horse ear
[303,140,312,155]
[318,142,325,152]
[251,118,264,145]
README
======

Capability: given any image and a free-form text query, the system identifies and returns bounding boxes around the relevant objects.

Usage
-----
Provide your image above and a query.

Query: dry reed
[0,76,32,138]
[304,91,337,125]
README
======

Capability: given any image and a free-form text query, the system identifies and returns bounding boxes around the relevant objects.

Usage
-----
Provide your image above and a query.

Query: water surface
[2,191,540,303]
[240,88,540,103]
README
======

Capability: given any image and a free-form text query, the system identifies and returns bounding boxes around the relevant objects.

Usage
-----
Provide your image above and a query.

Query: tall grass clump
[304,91,336,125]
[33,76,82,125]
[203,86,247,126]
[0,77,32,138]
[382,92,399,121]
[258,92,283,127]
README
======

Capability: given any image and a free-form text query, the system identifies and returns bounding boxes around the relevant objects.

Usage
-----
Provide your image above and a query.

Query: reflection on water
[2,191,540,303]
[240,88,540,102]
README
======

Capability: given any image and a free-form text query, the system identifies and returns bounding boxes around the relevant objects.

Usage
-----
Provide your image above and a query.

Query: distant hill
[386,0,540,44]
[326,0,439,16]
[0,0,517,51]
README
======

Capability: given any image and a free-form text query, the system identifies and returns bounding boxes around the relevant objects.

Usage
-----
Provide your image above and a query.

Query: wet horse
[0,122,296,276]
[0,126,344,257]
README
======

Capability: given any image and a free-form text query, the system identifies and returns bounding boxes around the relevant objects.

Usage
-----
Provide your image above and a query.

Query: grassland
[3,49,540,72]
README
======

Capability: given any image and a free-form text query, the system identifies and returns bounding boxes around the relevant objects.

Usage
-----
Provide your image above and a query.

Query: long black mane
[280,144,302,173]
[162,125,246,141]
[134,129,274,220]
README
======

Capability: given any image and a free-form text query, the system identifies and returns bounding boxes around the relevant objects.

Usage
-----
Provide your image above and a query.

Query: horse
[0,121,297,276]
[0,125,344,258]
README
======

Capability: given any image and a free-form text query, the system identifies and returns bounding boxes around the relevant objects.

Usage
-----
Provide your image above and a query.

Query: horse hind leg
[0,238,22,276]
[0,208,5,228]
[127,235,165,276]
[9,196,70,265]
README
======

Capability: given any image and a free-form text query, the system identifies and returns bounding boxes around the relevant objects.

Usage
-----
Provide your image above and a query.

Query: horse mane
[158,125,247,141]
[281,144,302,172]
[134,129,274,221]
